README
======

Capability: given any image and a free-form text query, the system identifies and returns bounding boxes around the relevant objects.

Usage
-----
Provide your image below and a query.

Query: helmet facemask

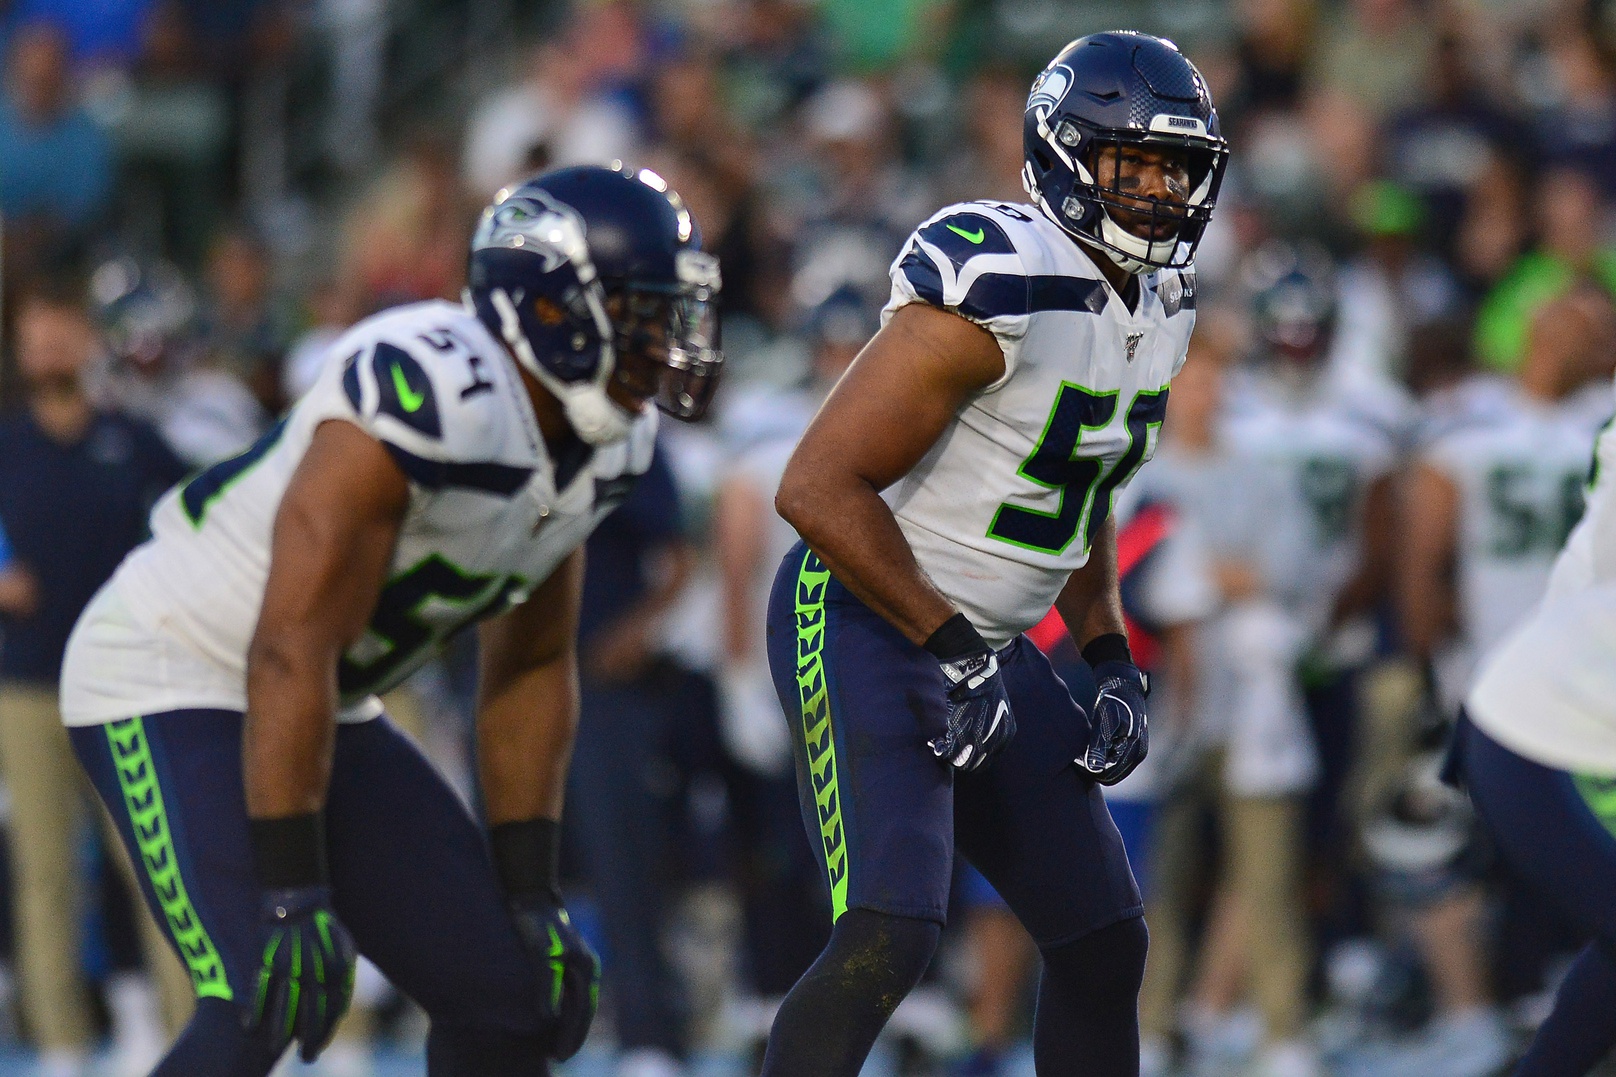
[602,249,722,423]
[1028,118,1225,274]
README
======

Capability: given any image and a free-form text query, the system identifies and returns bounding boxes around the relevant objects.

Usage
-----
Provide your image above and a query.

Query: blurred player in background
[1455,314,1616,1076]
[762,31,1228,1077]
[54,165,722,1076]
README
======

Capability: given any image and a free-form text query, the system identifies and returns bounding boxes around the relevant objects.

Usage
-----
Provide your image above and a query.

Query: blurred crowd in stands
[5,0,1616,1075]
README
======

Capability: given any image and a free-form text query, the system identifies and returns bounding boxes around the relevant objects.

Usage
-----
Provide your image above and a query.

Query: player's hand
[247,886,356,1062]
[1079,661,1149,785]
[930,649,1016,772]
[508,894,601,1060]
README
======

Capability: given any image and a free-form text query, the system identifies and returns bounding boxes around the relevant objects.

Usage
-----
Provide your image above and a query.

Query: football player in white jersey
[1450,292,1616,1077]
[759,32,1228,1076]
[56,165,722,1075]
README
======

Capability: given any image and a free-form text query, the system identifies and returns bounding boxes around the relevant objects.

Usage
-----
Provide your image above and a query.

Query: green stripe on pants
[795,549,850,921]
[106,717,234,1000]
[1575,772,1616,842]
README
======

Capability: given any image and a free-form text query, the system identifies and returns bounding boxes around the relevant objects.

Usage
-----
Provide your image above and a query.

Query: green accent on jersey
[1575,773,1616,840]
[987,384,1169,557]
[338,555,528,701]
[106,717,234,1001]
[946,223,985,244]
[794,549,850,921]
[391,360,428,413]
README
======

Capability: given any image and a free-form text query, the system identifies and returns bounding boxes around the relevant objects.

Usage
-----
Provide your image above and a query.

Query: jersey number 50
[987,384,1168,557]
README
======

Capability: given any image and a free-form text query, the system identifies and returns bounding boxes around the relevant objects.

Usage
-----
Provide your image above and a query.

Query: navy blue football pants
[766,543,1142,943]
[70,709,552,1076]
[1459,715,1616,1076]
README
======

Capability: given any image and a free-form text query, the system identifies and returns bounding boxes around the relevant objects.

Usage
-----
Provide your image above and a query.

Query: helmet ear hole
[1033,146,1053,173]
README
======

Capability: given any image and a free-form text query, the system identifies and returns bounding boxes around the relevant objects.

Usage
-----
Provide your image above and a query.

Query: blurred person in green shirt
[1474,165,1616,374]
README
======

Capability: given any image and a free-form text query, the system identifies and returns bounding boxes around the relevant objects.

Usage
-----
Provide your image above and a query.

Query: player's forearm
[477,654,579,825]
[1054,520,1127,648]
[244,635,339,819]
[777,472,957,646]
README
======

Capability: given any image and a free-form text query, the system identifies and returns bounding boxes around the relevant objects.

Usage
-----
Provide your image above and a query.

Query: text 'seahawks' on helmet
[1243,239,1337,365]
[467,164,723,446]
[1023,31,1229,274]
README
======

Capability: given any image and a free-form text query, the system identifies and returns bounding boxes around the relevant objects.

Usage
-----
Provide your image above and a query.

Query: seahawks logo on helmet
[471,192,593,279]
[1027,63,1073,118]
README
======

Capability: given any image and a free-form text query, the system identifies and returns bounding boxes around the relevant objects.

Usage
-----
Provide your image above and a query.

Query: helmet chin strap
[487,288,637,446]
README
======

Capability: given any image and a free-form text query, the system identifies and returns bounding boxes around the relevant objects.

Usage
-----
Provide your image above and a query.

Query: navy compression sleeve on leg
[1512,939,1616,1077]
[1034,916,1148,1077]
[760,909,941,1077]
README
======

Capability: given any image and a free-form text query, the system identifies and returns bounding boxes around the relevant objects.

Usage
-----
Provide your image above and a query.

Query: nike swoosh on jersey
[391,362,427,413]
[946,223,986,244]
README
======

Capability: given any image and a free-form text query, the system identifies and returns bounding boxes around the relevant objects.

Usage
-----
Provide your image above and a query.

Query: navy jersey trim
[340,352,363,410]
[900,247,1109,320]
[383,444,533,495]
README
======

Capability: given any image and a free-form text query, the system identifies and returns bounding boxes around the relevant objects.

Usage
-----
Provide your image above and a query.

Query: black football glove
[1080,659,1149,785]
[247,886,357,1062]
[925,614,1016,772]
[489,818,601,1061]
[508,894,602,1060]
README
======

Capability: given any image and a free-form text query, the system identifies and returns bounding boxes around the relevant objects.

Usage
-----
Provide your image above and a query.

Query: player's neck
[517,365,581,453]
[1077,239,1140,311]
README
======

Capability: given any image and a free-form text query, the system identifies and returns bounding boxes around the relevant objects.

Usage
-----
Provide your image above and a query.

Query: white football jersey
[1220,373,1398,634]
[61,300,656,727]
[879,201,1197,648]
[1423,389,1603,707]
[1467,377,1616,773]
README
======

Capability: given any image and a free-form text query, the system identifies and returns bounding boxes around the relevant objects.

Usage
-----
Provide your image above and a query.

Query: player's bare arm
[775,301,1007,646]
[477,548,585,825]
[244,419,409,820]
[1398,462,1461,661]
[1053,517,1127,649]
[1332,472,1397,629]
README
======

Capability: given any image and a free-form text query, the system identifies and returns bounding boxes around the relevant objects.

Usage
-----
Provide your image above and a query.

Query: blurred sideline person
[1378,287,1616,1077]
[566,436,699,1077]
[0,280,192,1077]
[1129,317,1323,1077]
[762,32,1228,1077]
[1455,331,1616,1076]
[1221,241,1400,949]
[54,166,722,1075]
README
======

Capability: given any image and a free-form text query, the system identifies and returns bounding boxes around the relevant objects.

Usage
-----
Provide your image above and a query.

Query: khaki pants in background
[0,682,192,1050]
[1140,751,1313,1046]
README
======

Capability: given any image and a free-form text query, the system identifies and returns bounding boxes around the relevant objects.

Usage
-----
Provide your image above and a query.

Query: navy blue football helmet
[1023,31,1229,274]
[467,164,722,445]
[1243,239,1337,365]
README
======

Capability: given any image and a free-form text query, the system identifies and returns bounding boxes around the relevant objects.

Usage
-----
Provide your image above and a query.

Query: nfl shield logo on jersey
[1125,332,1144,362]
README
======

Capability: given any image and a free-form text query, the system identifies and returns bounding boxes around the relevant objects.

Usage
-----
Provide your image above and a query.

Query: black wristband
[489,818,561,901]
[922,612,989,661]
[1081,632,1133,669]
[247,813,328,890]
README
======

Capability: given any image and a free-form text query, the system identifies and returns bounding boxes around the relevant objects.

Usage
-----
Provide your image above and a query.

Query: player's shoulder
[894,200,1108,323]
[328,300,522,466]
